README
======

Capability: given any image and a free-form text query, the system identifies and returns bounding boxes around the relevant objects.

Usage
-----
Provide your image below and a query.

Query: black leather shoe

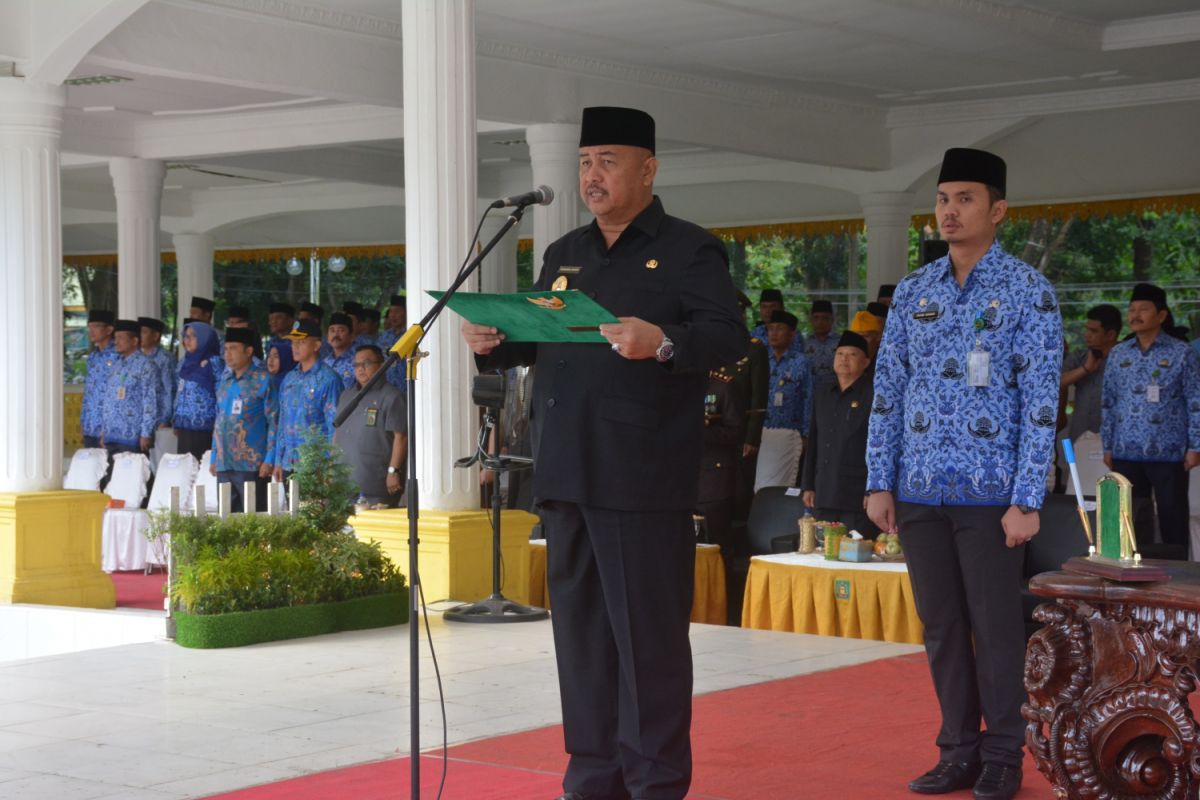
[555,794,586,800]
[908,760,982,794]
[972,763,1021,800]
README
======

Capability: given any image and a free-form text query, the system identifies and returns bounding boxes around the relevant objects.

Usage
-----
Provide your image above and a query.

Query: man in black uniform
[698,361,747,622]
[800,330,877,537]
[462,106,746,800]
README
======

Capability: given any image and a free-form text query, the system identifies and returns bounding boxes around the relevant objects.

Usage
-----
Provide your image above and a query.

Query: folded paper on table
[428,290,620,343]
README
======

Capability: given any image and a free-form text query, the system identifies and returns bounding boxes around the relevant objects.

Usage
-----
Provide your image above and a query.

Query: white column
[0,79,65,492]
[477,206,519,295]
[860,191,915,304]
[173,232,215,325]
[525,123,580,264]
[109,157,165,319]
[403,0,478,511]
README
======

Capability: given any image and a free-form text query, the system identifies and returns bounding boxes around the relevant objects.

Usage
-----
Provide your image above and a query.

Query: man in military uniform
[462,106,746,800]
[801,330,877,537]
[698,359,747,622]
[1101,283,1200,550]
[803,299,838,389]
[100,320,159,457]
[81,309,116,448]
[755,310,811,493]
[866,148,1062,800]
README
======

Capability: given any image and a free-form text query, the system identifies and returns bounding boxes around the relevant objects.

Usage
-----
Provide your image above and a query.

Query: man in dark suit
[800,330,877,537]
[462,106,746,800]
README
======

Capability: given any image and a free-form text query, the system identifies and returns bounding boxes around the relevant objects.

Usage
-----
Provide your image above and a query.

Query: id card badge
[967,347,990,387]
[231,398,244,415]
[116,386,126,401]
[1147,384,1161,403]
[365,407,378,427]
[773,392,784,407]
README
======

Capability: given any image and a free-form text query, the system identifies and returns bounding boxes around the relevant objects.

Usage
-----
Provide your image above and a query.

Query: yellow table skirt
[741,552,924,644]
[528,540,727,625]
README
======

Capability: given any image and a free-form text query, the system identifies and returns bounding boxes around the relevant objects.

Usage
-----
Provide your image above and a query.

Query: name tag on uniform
[178,379,185,392]
[231,398,243,415]
[967,349,990,387]
[1147,385,1160,403]
[774,391,784,407]
[365,407,378,427]
[912,310,939,321]
[116,387,126,401]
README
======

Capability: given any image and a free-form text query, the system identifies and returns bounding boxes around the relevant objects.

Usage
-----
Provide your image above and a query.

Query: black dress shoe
[555,794,586,800]
[973,763,1022,800]
[908,760,982,794]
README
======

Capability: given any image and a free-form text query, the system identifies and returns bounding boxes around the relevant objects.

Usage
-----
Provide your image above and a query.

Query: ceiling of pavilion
[49,0,1200,252]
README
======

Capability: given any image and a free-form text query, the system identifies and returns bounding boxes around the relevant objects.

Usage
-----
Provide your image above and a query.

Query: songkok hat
[579,106,655,154]
[389,293,406,307]
[287,319,322,340]
[88,309,115,325]
[867,301,889,319]
[768,310,798,330]
[877,284,896,299]
[268,302,295,316]
[342,301,364,315]
[364,308,381,323]
[759,289,783,304]
[837,330,870,356]
[937,147,1006,193]
[1130,283,1167,311]
[114,319,141,335]
[811,300,833,314]
[224,327,258,347]
[227,305,250,320]
[137,316,165,334]
[190,296,215,313]
[327,312,353,330]
[299,301,323,318]
[850,311,882,334]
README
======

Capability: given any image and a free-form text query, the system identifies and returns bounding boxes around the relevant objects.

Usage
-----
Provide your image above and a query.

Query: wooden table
[741,552,923,645]
[528,540,728,625]
[1027,561,1200,799]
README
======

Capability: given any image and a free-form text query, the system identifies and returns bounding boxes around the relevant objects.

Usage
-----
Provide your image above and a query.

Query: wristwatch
[387,466,398,475]
[655,335,675,363]
[1016,504,1037,514]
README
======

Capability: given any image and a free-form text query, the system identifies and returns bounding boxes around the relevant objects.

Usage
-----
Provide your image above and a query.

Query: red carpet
[110,569,167,610]
[204,653,1056,800]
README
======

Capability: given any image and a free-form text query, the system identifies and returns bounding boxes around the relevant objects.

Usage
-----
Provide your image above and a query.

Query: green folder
[428,290,620,344]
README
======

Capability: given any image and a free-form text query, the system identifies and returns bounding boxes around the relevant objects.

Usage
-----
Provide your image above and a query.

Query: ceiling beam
[1103,11,1200,51]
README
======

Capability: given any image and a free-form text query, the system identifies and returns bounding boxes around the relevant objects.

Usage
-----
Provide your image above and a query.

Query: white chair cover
[105,452,151,507]
[148,452,199,513]
[1066,431,1107,499]
[101,508,153,572]
[63,448,109,491]
[194,450,219,512]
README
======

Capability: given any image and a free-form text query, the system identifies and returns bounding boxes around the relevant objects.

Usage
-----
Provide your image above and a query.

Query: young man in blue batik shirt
[100,320,160,457]
[754,309,812,493]
[866,148,1062,800]
[1101,283,1200,552]
[81,309,117,448]
[212,327,273,512]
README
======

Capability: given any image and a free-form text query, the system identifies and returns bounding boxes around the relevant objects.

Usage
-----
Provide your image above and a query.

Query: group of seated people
[78,294,410,512]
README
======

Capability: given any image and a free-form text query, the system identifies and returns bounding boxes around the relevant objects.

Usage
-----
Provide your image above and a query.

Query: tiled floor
[0,605,921,799]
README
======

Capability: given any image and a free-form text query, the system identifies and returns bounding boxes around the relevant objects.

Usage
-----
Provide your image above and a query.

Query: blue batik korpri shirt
[804,332,839,389]
[82,342,117,438]
[101,351,159,446]
[143,345,176,427]
[765,347,813,434]
[322,348,356,389]
[272,361,342,471]
[752,323,805,355]
[1101,331,1200,462]
[376,329,408,390]
[212,363,273,472]
[174,322,224,432]
[866,241,1063,509]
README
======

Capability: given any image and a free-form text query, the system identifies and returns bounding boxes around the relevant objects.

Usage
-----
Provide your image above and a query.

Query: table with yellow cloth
[527,540,727,625]
[741,552,924,644]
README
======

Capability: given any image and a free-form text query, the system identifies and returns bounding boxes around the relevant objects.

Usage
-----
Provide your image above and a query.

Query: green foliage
[292,428,357,534]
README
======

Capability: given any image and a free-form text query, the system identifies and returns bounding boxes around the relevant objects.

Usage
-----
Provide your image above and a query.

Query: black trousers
[815,506,879,538]
[897,502,1027,768]
[83,435,101,448]
[176,428,211,462]
[1111,459,1190,549]
[217,470,267,512]
[540,500,696,800]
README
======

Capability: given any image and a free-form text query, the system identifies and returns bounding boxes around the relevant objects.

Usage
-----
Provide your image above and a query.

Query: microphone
[490,185,554,209]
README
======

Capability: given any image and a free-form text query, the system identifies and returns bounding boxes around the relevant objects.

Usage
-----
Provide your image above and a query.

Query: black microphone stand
[333,203,531,799]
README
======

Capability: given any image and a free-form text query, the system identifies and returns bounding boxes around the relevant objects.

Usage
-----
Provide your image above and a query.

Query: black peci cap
[268,302,295,316]
[579,106,656,154]
[137,316,165,334]
[1131,283,1168,311]
[937,148,1006,194]
[224,327,258,347]
[88,309,115,325]
[114,319,141,335]
[328,312,353,330]
[299,301,324,318]
[837,330,870,356]
[811,300,833,314]
[769,310,798,330]
[190,296,215,313]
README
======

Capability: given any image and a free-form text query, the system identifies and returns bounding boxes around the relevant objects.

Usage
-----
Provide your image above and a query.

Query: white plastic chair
[105,452,151,508]
[194,450,219,512]
[63,448,109,491]
[148,452,199,513]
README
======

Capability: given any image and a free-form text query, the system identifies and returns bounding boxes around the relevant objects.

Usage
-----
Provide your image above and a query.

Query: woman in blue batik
[174,321,224,460]
[262,340,297,474]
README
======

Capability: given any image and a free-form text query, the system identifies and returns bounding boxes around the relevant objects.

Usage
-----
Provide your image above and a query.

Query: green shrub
[293,428,357,534]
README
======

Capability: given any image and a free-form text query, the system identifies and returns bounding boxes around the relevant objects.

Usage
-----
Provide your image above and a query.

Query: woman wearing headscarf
[173,321,224,460]
[262,339,298,476]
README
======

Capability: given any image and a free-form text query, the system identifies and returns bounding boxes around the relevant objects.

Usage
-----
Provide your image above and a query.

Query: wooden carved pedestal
[1025,563,1200,799]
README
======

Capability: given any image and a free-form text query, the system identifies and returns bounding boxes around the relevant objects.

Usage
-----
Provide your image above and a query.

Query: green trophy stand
[1064,472,1169,582]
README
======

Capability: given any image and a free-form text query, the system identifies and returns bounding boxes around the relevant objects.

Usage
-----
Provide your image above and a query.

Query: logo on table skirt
[834,579,851,601]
